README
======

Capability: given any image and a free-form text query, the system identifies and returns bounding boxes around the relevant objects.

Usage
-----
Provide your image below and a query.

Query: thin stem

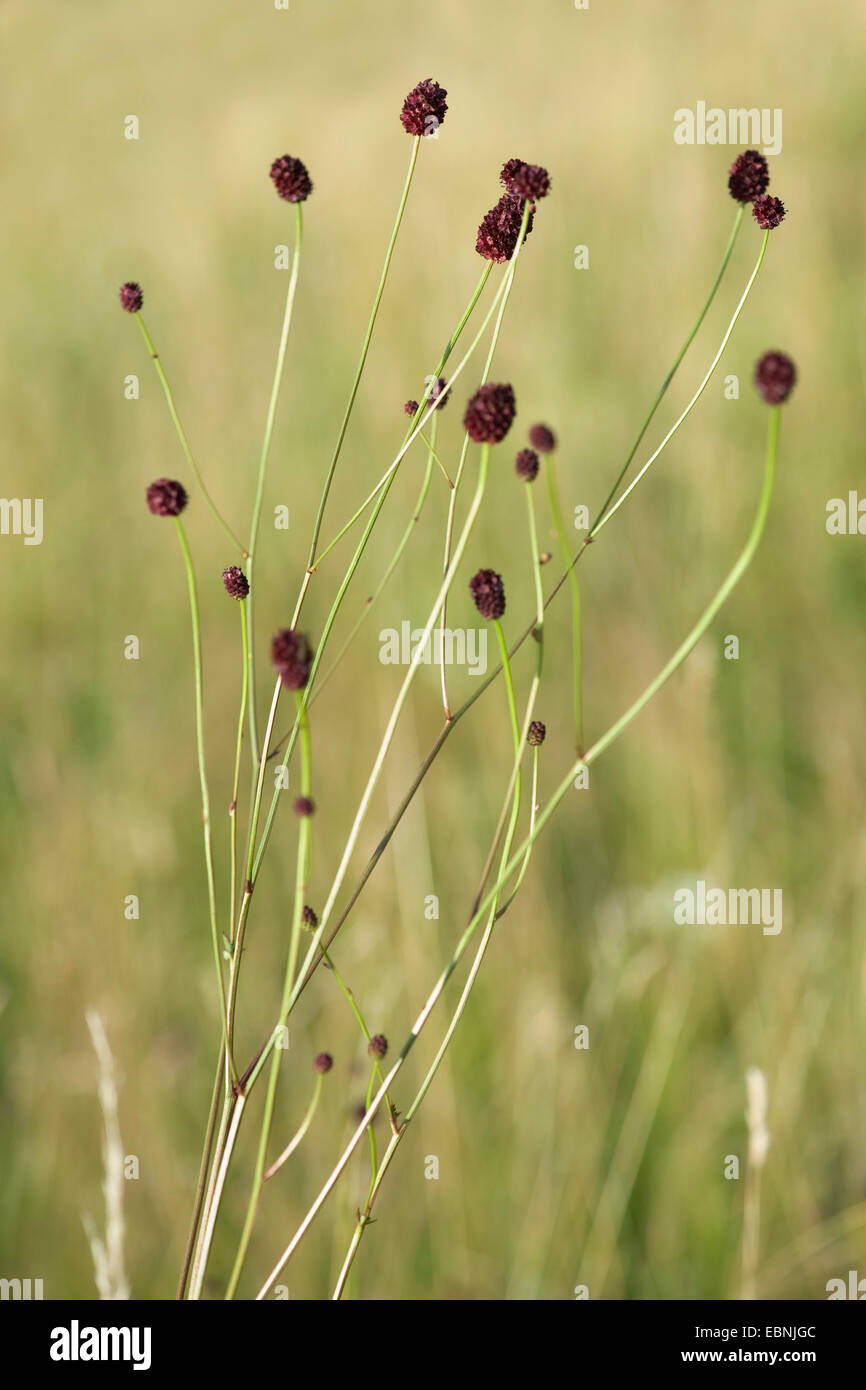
[173,518,234,1085]
[245,447,492,1103]
[225,693,313,1297]
[545,452,584,753]
[440,200,531,720]
[135,316,246,555]
[312,430,437,698]
[229,600,250,942]
[263,1075,323,1181]
[591,228,770,539]
[589,202,745,534]
[188,1092,244,1299]
[251,266,495,879]
[306,138,420,569]
[176,1043,225,1299]
[309,264,501,575]
[246,203,304,768]
[258,405,781,1295]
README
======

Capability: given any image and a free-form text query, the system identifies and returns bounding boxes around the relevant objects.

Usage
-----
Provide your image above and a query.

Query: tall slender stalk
[135,315,246,555]
[173,518,234,1084]
[246,204,304,767]
[256,402,782,1296]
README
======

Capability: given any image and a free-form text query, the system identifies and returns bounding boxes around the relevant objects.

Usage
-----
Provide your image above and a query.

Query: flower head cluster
[463,382,516,444]
[527,720,546,747]
[119,282,143,313]
[399,79,448,137]
[272,628,313,690]
[754,351,796,405]
[222,566,249,600]
[469,568,506,621]
[515,447,540,482]
[146,479,187,517]
[727,150,770,203]
[269,155,313,203]
[752,194,786,230]
[502,160,551,203]
[528,423,556,453]
[476,192,535,262]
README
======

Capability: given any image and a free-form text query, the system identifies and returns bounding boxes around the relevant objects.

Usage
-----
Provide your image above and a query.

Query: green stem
[246,203,304,768]
[225,693,312,1297]
[591,226,768,539]
[135,316,246,555]
[306,138,420,570]
[440,200,531,720]
[257,404,782,1297]
[545,452,583,753]
[250,265,495,878]
[589,202,745,534]
[229,600,250,943]
[245,447,492,1102]
[263,1075,324,1181]
[173,518,234,1084]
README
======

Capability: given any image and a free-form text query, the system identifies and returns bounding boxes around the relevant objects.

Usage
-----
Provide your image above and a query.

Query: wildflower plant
[119,78,795,1299]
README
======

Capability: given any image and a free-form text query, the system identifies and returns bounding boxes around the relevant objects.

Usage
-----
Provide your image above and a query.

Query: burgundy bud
[314,1052,333,1075]
[269,154,313,203]
[271,629,313,690]
[294,796,315,817]
[404,399,419,417]
[527,720,546,747]
[727,150,770,203]
[146,479,188,517]
[528,423,556,454]
[506,162,551,203]
[752,194,786,230]
[463,382,516,444]
[222,566,249,600]
[469,568,506,621]
[399,78,448,137]
[428,376,450,410]
[476,192,535,263]
[515,447,540,482]
[302,905,318,929]
[119,282,143,313]
[367,1034,388,1060]
[754,351,797,405]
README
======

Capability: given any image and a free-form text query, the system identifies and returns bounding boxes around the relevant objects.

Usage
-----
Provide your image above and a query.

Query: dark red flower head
[469,568,506,621]
[505,162,551,203]
[222,566,249,600]
[515,447,540,482]
[269,155,313,203]
[463,382,516,444]
[752,194,786,230]
[367,1034,388,1060]
[314,1052,333,1075]
[119,282,143,313]
[476,192,535,263]
[527,720,546,747]
[528,422,556,454]
[294,795,315,817]
[404,399,419,417]
[302,905,318,929]
[399,79,448,137]
[272,629,314,690]
[728,150,770,203]
[754,351,796,405]
[428,376,450,410]
[146,479,188,517]
[500,157,526,189]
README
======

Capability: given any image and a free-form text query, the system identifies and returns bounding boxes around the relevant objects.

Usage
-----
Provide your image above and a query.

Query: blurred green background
[1,0,864,1301]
